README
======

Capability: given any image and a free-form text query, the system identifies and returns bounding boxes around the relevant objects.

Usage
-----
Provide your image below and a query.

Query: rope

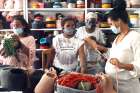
[115,66,119,93]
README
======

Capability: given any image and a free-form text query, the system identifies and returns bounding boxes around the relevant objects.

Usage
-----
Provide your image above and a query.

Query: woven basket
[57,84,96,93]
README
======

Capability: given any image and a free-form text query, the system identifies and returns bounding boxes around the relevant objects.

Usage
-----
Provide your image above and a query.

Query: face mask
[85,19,96,29]
[85,23,92,29]
[63,28,75,35]
[111,25,121,34]
[13,28,23,35]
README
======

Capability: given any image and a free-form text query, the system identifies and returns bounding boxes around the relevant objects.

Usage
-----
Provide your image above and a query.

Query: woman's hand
[10,34,20,41]
[110,58,134,71]
[110,58,122,69]
[10,34,21,49]
[45,67,57,79]
[80,66,87,73]
[0,47,6,57]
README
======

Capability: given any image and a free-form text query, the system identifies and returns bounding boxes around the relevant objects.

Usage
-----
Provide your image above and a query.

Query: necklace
[115,31,130,44]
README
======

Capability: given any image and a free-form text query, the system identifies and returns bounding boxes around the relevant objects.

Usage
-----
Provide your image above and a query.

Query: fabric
[53,34,84,71]
[105,31,140,93]
[76,26,106,62]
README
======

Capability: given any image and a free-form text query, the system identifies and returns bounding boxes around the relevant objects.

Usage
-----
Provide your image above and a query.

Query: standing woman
[0,16,36,68]
[105,0,140,93]
[48,17,86,74]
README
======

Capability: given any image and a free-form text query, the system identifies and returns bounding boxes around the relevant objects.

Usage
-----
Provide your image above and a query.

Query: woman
[105,0,140,93]
[48,17,86,74]
[0,15,36,68]
[76,12,107,74]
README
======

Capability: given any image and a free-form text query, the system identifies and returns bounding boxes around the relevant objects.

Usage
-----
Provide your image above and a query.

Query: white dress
[53,34,84,71]
[105,31,140,93]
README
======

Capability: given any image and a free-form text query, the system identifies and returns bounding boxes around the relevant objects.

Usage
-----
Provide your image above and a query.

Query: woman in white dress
[105,0,140,93]
[48,17,86,74]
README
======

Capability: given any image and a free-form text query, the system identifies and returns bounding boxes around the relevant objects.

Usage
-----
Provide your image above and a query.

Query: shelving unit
[0,0,140,49]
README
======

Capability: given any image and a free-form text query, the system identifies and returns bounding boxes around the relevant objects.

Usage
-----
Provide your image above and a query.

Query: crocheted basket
[57,84,96,93]
[56,72,98,93]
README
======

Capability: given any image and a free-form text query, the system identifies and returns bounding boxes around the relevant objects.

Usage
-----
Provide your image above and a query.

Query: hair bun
[113,0,126,11]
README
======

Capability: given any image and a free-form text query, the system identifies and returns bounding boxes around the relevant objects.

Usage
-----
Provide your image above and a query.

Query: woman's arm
[84,37,108,53]
[78,44,86,73]
[46,47,55,68]
[24,36,36,66]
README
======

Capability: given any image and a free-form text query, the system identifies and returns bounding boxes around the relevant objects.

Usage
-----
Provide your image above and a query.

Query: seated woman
[47,17,86,74]
[0,15,36,68]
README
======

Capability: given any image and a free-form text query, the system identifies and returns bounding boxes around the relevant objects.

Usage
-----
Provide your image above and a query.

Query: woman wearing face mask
[0,15,36,68]
[105,0,140,93]
[76,12,108,74]
[48,17,86,74]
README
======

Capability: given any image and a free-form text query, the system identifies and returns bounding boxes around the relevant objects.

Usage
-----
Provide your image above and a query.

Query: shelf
[0,29,13,32]
[0,9,23,12]
[31,28,62,33]
[0,28,62,32]
[28,8,85,12]
[130,28,140,30]
[36,49,49,51]
[31,28,62,31]
[87,8,112,11]
[99,28,140,30]
[87,8,140,11]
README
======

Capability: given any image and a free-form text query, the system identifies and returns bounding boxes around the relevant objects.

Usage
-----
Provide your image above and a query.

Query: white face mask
[13,28,23,35]
[63,28,75,35]
[111,25,121,34]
